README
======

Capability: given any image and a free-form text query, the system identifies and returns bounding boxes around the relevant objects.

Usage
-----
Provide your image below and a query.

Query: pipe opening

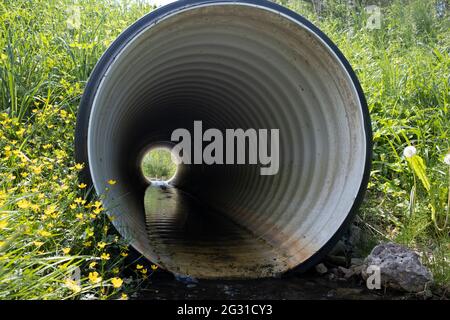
[77,1,371,279]
[140,147,178,183]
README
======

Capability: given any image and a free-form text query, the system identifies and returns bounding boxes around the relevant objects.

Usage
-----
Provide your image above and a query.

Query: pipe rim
[75,0,372,276]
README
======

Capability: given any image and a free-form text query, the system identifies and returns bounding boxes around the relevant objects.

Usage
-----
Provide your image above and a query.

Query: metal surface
[75,0,372,279]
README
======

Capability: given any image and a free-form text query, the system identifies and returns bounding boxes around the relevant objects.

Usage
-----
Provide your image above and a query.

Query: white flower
[403,146,417,158]
[444,153,450,165]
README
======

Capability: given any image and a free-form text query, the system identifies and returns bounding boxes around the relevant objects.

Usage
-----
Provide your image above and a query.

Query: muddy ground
[137,270,419,300]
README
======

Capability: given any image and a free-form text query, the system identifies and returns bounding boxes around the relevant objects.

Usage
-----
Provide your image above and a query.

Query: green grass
[296,0,450,287]
[141,148,178,181]
[0,0,449,299]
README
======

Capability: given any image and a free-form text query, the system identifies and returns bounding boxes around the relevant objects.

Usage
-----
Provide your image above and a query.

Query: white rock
[315,263,328,274]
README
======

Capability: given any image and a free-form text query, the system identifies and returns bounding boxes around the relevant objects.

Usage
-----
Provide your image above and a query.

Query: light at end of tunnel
[140,147,179,183]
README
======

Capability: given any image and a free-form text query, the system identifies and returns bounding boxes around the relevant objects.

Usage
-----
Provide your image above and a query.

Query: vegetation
[289,0,450,287]
[0,0,448,299]
[141,148,178,181]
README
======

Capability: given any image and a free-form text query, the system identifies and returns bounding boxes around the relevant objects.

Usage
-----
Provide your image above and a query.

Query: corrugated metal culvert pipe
[75,0,372,279]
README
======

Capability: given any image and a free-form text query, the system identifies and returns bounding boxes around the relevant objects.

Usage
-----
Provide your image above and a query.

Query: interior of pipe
[86,3,368,279]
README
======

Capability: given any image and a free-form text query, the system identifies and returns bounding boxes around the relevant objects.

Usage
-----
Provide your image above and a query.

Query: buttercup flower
[0,220,8,229]
[97,242,107,249]
[38,230,51,237]
[100,253,110,260]
[89,272,101,284]
[17,199,31,209]
[107,179,117,185]
[74,197,85,205]
[111,277,123,288]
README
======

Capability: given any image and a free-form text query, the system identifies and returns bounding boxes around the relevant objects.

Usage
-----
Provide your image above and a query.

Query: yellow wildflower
[136,264,143,270]
[74,197,86,205]
[151,265,158,271]
[0,220,8,229]
[38,230,51,237]
[101,253,110,260]
[78,183,87,189]
[93,207,103,214]
[74,163,84,170]
[120,293,128,300]
[94,201,102,208]
[62,248,71,255]
[111,277,123,288]
[32,166,42,175]
[64,279,81,293]
[107,179,117,185]
[16,128,26,136]
[97,242,107,249]
[89,261,97,269]
[89,272,102,284]
[17,199,31,209]
[44,205,57,216]
[33,241,44,247]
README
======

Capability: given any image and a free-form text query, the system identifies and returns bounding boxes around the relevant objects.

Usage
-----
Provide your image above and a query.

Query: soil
[137,270,411,300]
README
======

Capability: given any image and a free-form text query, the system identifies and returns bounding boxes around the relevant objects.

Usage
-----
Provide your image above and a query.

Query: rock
[326,289,336,298]
[327,273,336,281]
[325,255,347,267]
[350,264,365,276]
[329,224,364,257]
[329,267,339,276]
[338,266,355,279]
[350,258,364,266]
[315,263,328,274]
[329,240,347,256]
[346,224,362,248]
[174,274,199,285]
[335,288,363,297]
[362,243,433,293]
